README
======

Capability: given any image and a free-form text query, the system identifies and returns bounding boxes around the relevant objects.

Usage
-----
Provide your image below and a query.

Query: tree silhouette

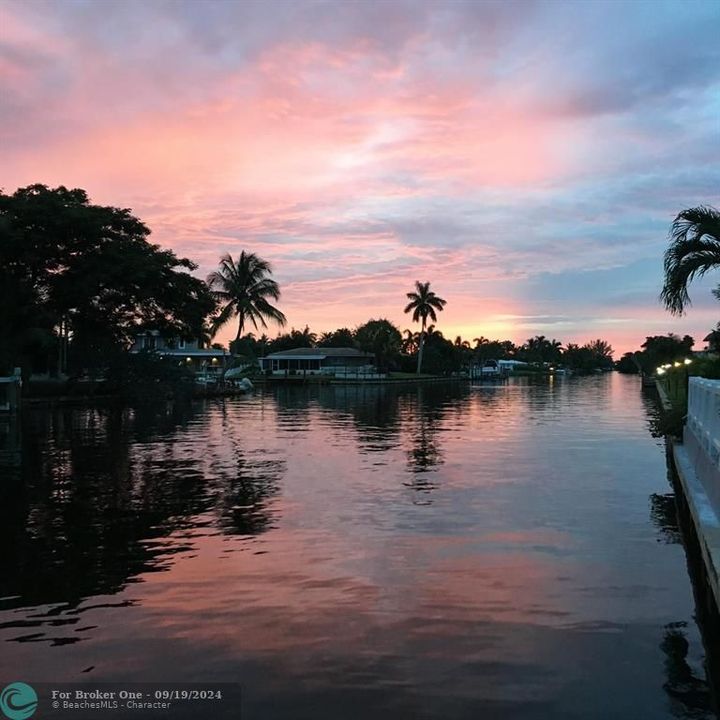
[207,252,286,342]
[661,205,720,315]
[355,319,402,372]
[403,282,447,374]
[317,328,355,348]
[520,336,563,364]
[0,184,215,374]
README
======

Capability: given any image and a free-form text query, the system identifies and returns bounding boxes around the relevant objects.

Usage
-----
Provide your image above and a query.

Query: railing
[268,367,386,380]
[686,377,720,470]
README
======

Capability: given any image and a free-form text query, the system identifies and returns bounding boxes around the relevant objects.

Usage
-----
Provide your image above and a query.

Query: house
[259,347,375,376]
[130,331,230,376]
[498,360,528,371]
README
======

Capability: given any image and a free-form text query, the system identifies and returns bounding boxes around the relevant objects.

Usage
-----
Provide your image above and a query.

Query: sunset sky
[2,0,719,354]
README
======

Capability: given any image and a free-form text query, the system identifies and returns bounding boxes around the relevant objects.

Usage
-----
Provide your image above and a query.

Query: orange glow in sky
[2,1,718,355]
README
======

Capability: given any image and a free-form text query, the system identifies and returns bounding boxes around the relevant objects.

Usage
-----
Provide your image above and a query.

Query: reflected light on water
[0,374,716,719]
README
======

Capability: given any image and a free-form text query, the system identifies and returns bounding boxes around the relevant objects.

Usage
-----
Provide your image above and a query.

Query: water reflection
[642,393,718,718]
[316,384,403,453]
[661,622,712,718]
[403,386,451,478]
[1,376,718,719]
[650,493,683,545]
[0,401,283,623]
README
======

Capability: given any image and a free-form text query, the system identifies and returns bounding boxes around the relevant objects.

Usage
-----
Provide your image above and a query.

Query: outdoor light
[684,358,692,365]
[656,367,666,375]
[674,361,682,367]
[186,357,192,362]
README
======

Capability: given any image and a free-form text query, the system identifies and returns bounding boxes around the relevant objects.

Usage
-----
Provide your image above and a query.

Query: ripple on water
[0,375,716,718]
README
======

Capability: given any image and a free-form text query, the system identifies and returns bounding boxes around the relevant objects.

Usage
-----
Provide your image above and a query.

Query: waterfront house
[498,360,528,371]
[130,331,230,377]
[259,347,375,377]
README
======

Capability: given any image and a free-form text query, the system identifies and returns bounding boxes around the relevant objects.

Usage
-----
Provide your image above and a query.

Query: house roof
[264,347,373,360]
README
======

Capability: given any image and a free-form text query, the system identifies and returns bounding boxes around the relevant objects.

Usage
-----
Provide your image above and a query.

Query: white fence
[687,378,720,468]
[684,377,720,515]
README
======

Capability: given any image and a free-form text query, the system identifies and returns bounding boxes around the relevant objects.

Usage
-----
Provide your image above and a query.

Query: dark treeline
[0,184,213,380]
[233,326,615,375]
[1,184,616,382]
[616,330,720,379]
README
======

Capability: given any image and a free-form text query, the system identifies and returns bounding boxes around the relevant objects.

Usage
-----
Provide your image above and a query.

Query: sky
[1,0,719,355]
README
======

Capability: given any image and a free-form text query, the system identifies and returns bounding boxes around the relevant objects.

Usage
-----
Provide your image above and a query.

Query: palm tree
[586,339,614,362]
[521,335,562,364]
[207,251,287,341]
[291,325,317,347]
[424,324,444,341]
[403,281,447,373]
[473,336,490,362]
[661,205,720,315]
[499,340,517,358]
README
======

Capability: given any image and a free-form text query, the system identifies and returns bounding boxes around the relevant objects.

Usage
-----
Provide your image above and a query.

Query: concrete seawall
[672,440,720,609]
[657,376,720,610]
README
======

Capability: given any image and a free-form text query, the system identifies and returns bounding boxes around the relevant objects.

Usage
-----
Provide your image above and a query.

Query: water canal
[1,374,717,718]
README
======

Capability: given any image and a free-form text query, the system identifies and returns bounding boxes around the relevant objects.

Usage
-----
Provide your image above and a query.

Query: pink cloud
[2,3,718,359]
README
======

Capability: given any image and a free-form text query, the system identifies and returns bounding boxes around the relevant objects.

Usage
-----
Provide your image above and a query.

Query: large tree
[207,251,287,342]
[637,334,694,374]
[0,184,215,374]
[403,281,447,374]
[661,205,720,315]
[355,319,402,372]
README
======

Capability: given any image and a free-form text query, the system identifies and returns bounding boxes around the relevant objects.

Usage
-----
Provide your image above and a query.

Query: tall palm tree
[207,252,287,341]
[661,205,720,315]
[403,281,447,374]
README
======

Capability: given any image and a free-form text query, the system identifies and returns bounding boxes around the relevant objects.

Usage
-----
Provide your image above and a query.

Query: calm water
[1,374,717,719]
